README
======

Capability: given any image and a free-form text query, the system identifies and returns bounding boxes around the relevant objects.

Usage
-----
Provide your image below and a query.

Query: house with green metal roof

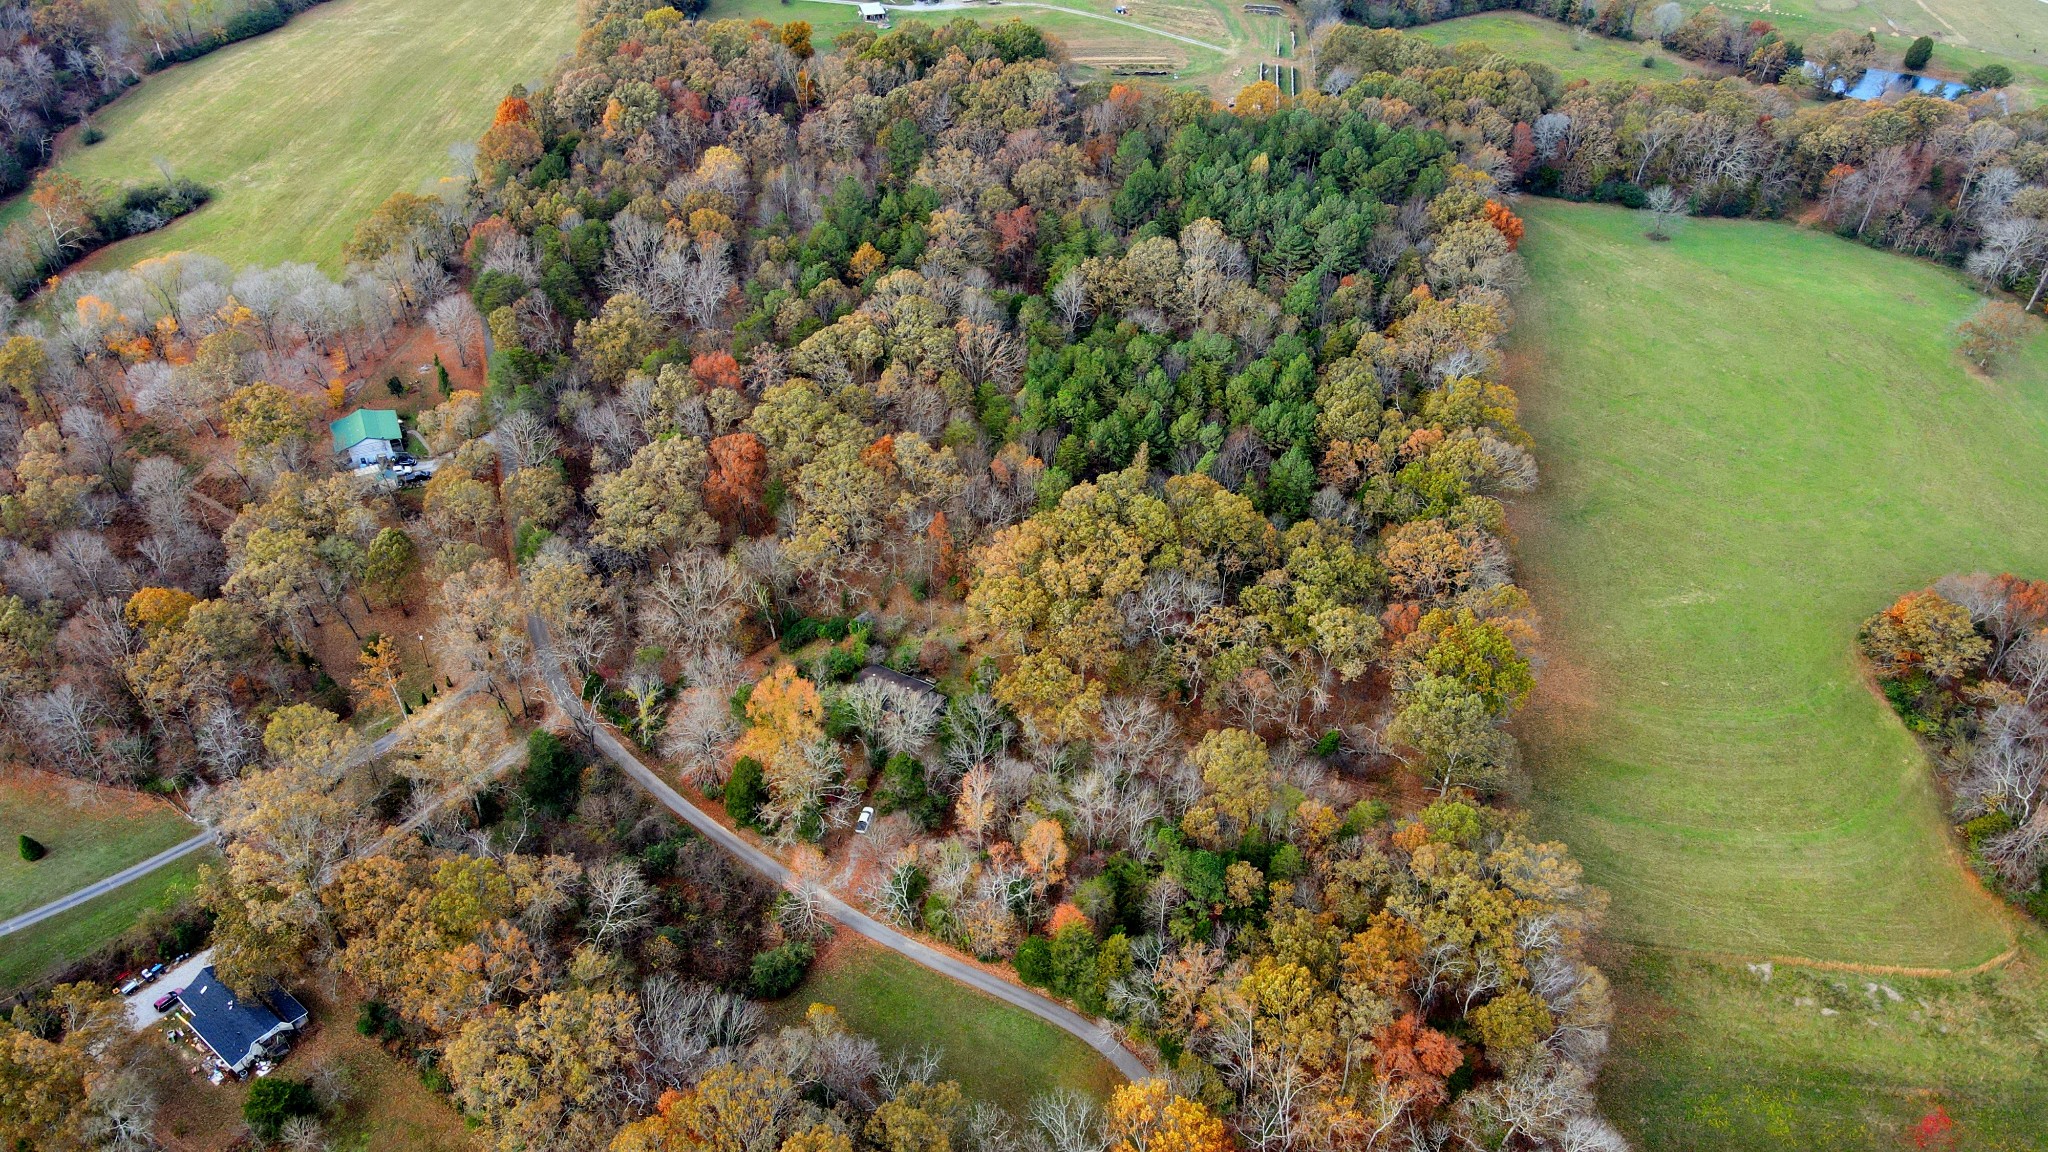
[330,408,403,468]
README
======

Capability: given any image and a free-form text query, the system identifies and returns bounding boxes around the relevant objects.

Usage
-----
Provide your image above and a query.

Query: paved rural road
[524,614,1151,1082]
[0,832,219,938]
[0,679,483,940]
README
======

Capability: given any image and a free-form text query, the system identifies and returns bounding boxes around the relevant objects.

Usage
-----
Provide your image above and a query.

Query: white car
[854,806,875,834]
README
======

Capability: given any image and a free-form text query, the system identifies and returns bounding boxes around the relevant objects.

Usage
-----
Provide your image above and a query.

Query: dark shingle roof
[856,665,943,702]
[180,965,307,1071]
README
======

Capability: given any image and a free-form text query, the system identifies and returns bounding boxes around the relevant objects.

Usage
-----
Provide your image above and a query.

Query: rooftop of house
[330,408,403,452]
[856,664,942,701]
[179,965,308,1069]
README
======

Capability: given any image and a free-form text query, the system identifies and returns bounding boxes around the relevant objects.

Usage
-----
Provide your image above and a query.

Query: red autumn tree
[1508,121,1536,177]
[691,351,743,392]
[1372,1013,1463,1113]
[703,431,768,535]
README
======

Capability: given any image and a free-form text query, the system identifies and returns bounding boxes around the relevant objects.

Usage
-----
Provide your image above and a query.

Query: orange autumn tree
[1105,1079,1233,1152]
[703,431,768,535]
[1482,199,1524,249]
[691,350,743,391]
[1372,1013,1463,1112]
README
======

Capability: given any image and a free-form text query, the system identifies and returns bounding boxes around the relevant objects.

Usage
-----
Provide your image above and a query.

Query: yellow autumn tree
[1105,1079,1233,1152]
[734,665,825,768]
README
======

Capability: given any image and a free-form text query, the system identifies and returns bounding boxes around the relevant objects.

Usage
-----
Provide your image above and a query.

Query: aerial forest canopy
[0,5,1650,1151]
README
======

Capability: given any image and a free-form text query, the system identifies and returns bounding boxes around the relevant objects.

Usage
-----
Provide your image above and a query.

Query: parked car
[141,963,165,981]
[153,990,181,1013]
[855,806,875,834]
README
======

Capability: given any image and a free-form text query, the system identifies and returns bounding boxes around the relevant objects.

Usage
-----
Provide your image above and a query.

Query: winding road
[522,613,1150,1081]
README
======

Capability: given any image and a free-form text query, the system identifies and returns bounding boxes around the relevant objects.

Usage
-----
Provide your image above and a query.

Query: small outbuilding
[859,1,889,23]
[177,965,309,1076]
[330,408,403,469]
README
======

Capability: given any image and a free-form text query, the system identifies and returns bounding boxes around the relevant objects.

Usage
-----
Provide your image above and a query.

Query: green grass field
[705,0,1262,95]
[0,852,208,995]
[0,0,581,271]
[1407,13,1695,87]
[1679,0,2048,103]
[0,772,197,921]
[1510,198,2048,1147]
[768,937,1121,1112]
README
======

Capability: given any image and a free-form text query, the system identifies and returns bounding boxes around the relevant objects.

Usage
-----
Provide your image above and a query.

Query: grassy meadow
[768,936,1122,1112]
[1677,0,2048,102]
[1509,198,2048,1146]
[0,0,581,271]
[705,0,1282,96]
[1407,13,1695,86]
[0,853,208,995]
[0,771,197,921]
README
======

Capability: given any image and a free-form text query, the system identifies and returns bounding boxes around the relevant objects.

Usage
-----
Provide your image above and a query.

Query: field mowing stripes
[1510,198,2036,968]
[1,0,582,272]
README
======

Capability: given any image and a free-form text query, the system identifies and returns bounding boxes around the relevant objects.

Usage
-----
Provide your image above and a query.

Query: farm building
[330,408,403,468]
[859,2,889,23]
[177,965,310,1076]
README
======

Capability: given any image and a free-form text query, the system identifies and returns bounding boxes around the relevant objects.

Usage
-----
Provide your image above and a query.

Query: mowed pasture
[1407,13,1695,87]
[0,770,197,921]
[0,0,581,271]
[706,0,1287,96]
[0,853,207,996]
[1509,199,2048,1146]
[767,935,1122,1112]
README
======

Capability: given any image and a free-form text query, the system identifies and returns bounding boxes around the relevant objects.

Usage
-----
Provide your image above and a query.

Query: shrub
[18,834,45,861]
[877,754,938,826]
[724,757,768,829]
[818,644,862,683]
[385,375,405,396]
[356,1000,402,1042]
[1967,64,2014,90]
[1014,935,1054,986]
[520,729,580,816]
[1902,36,1933,71]
[80,126,104,145]
[243,1076,318,1140]
[1962,809,2016,851]
[747,940,816,998]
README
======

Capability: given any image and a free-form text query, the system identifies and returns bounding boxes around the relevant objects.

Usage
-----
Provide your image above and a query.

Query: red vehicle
[153,990,181,1013]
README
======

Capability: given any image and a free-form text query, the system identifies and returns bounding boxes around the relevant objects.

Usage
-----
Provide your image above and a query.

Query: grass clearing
[1681,0,2048,103]
[1597,935,2048,1150]
[1407,13,1695,87]
[0,0,581,271]
[706,0,1263,95]
[0,852,207,995]
[1509,198,2048,1148]
[767,934,1121,1113]
[0,770,197,921]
